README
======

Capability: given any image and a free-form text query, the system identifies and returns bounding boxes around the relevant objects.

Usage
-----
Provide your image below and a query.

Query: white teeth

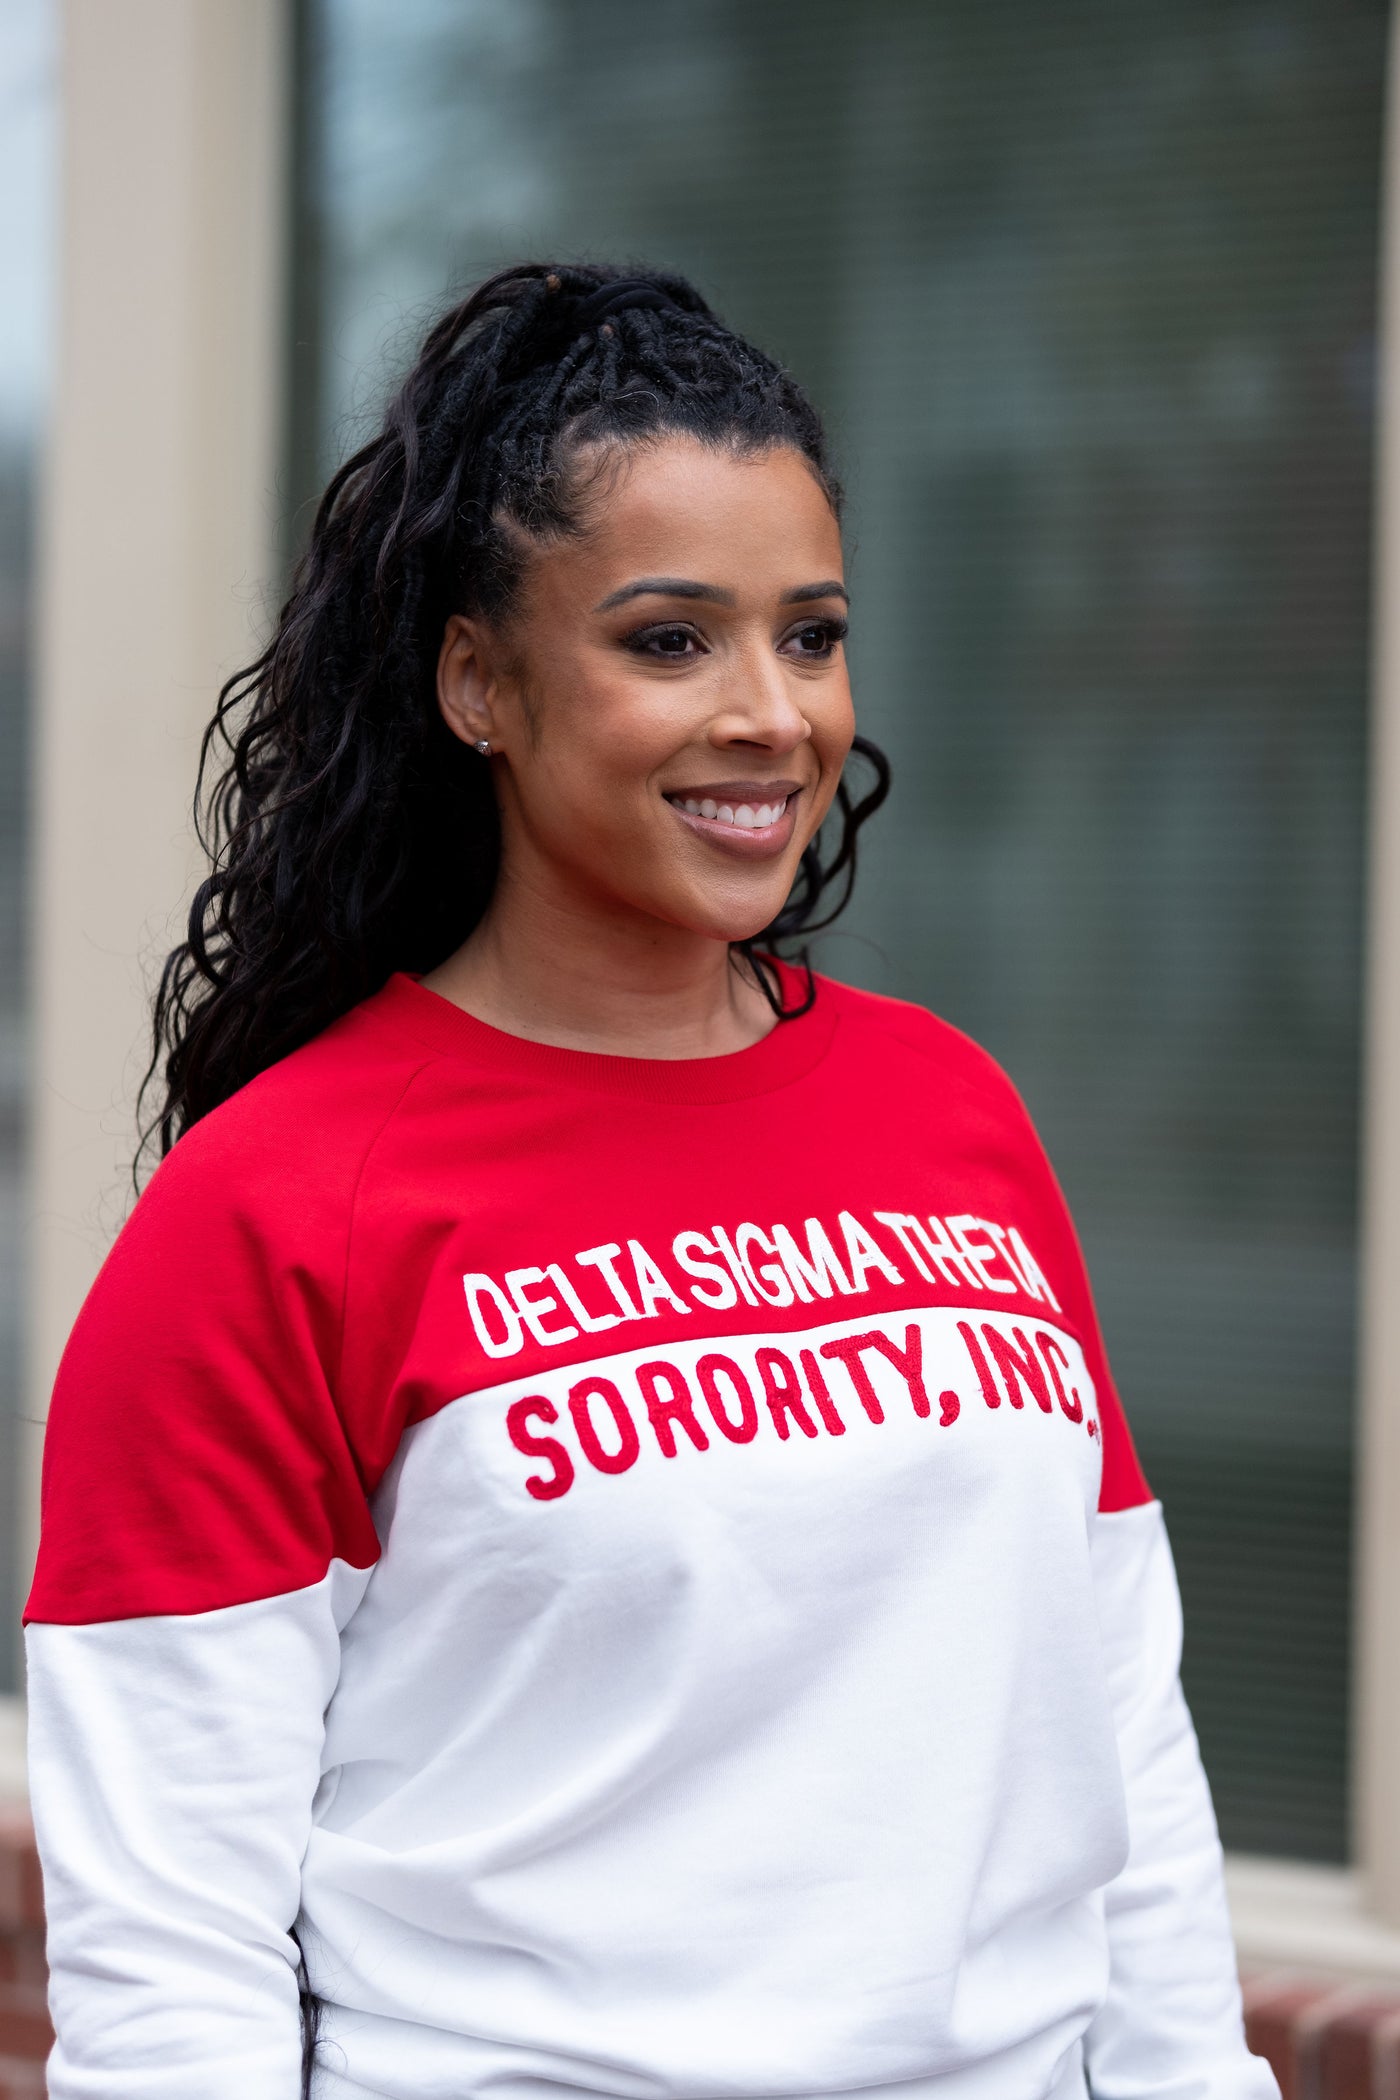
[673,794,789,828]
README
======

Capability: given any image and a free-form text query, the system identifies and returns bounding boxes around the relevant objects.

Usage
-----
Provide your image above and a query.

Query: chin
[694,907,787,947]
[645,874,796,947]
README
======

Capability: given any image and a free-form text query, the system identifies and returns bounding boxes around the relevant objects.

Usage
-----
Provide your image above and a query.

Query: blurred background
[4,0,1400,2000]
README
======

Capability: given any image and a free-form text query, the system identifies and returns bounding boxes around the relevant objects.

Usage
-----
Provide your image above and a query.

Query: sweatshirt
[24,968,1279,2100]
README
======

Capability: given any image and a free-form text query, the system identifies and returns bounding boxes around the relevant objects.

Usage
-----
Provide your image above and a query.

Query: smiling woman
[22,263,1278,2100]
[428,437,860,1049]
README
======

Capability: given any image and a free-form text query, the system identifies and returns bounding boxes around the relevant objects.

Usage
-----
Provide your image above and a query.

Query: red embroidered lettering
[865,1324,931,1418]
[1035,1331,1083,1422]
[568,1376,641,1474]
[637,1359,710,1456]
[506,1398,575,1500]
[755,1347,819,1440]
[798,1347,846,1435]
[956,1320,1002,1408]
[817,1334,886,1424]
[980,1324,1053,1412]
[696,1354,760,1443]
[820,1328,929,1422]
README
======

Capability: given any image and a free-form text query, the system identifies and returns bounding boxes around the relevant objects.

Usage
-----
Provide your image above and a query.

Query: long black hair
[141,261,890,1168]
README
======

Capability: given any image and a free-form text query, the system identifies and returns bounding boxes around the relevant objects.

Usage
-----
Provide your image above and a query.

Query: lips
[663,780,804,851]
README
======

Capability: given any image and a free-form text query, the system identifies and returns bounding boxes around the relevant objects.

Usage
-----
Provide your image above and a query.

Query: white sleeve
[25,1563,369,2100]
[1084,1501,1279,2100]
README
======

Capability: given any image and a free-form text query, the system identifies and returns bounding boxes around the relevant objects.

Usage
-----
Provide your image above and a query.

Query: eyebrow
[781,580,849,606]
[592,575,849,613]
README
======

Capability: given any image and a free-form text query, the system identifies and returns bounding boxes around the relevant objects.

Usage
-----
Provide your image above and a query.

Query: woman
[25,263,1275,2100]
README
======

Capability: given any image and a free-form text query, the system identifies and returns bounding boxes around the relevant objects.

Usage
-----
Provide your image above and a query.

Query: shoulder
[817,974,1032,1124]
[124,986,438,1270]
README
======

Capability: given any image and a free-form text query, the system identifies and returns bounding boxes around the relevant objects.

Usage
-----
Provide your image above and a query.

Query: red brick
[1311,1994,1400,2100]
[1367,2006,1400,2100]
[1244,1977,1349,2099]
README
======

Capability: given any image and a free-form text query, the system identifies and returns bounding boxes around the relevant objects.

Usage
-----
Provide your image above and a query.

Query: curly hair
[140,260,890,1169]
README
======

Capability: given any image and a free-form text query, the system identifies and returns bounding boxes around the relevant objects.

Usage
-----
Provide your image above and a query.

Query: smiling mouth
[661,780,805,842]
[667,792,792,831]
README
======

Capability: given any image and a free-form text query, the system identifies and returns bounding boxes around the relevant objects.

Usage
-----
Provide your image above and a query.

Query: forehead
[537,435,843,606]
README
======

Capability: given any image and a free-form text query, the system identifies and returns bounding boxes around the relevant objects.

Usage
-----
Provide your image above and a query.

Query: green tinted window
[294,0,1385,1860]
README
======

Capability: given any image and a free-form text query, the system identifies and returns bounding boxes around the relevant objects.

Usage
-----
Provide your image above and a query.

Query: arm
[1084,1500,1279,2100]
[23,1090,390,2099]
[980,1077,1278,2096]
[27,1566,369,2099]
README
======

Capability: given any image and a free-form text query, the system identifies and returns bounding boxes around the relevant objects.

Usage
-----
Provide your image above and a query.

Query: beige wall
[25,0,289,1581]
[1355,0,1400,1938]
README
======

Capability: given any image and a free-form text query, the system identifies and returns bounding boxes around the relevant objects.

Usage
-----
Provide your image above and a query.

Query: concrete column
[1355,2,1400,1929]
[24,0,289,1587]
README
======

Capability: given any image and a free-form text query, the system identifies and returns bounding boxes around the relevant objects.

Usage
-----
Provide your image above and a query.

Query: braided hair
[141,261,890,1164]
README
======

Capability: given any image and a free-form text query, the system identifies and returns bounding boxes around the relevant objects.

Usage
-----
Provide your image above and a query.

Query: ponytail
[140,261,887,1171]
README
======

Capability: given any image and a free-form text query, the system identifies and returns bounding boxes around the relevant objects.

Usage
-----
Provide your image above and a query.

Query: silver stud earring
[474,739,490,755]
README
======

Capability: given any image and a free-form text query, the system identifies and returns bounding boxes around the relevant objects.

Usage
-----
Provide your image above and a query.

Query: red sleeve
[1008,1096,1150,1514]
[25,1059,413,1627]
[829,982,1152,1516]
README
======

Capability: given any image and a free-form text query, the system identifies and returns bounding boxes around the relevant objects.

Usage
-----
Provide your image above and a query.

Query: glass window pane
[294,0,1385,1861]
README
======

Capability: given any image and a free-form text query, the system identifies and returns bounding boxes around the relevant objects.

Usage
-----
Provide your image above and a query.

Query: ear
[437,614,503,750]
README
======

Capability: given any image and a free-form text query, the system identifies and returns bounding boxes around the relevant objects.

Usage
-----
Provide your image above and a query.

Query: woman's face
[437,435,855,946]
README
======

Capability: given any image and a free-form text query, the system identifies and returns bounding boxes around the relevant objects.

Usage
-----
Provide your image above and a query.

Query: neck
[422,862,779,1059]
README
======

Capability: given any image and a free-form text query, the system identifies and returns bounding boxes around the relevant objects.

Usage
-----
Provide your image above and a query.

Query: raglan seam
[332,1057,438,1398]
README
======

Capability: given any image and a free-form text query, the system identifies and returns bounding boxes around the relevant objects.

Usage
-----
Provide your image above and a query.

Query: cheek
[811,683,857,788]
[525,686,674,840]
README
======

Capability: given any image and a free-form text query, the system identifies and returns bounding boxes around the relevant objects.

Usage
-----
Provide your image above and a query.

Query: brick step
[0,1808,49,2093]
[1242,1971,1400,2100]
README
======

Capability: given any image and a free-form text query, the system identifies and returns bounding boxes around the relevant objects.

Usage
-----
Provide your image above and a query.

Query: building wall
[24,0,289,1591]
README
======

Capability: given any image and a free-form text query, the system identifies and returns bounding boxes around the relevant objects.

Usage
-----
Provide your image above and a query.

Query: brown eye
[784,618,848,659]
[622,623,706,659]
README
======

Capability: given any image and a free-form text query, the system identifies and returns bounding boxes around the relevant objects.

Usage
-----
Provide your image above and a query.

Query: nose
[707,639,814,756]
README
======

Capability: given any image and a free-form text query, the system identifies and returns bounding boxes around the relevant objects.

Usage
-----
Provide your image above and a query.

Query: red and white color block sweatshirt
[25,971,1277,2100]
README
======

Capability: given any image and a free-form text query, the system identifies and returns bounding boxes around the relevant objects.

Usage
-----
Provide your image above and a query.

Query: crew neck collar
[365,966,839,1106]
